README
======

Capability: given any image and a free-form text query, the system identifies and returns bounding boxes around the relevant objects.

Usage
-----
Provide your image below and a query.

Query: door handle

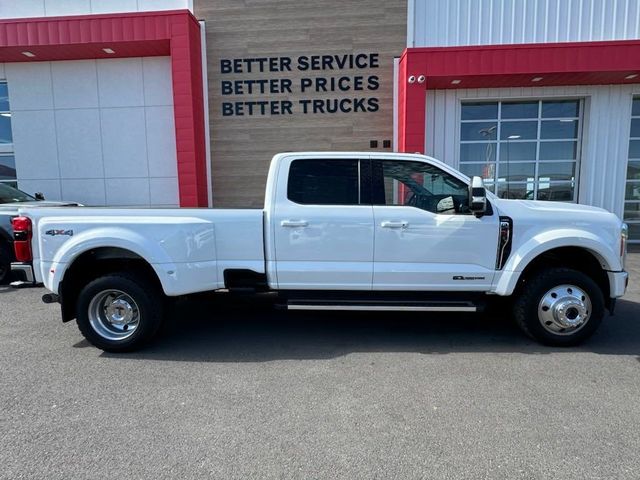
[381,221,408,229]
[281,220,309,227]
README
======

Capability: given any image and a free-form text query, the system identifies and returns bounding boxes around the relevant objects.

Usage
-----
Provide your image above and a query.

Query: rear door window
[287,159,360,205]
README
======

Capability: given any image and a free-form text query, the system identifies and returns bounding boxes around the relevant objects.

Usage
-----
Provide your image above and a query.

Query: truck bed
[20,207,266,296]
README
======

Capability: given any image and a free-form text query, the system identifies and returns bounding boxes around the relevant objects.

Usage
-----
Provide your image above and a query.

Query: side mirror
[468,176,487,217]
[34,192,45,201]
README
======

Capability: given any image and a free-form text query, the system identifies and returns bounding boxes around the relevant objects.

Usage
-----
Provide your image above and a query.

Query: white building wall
[409,0,640,47]
[0,0,192,19]
[2,57,179,207]
[425,84,639,218]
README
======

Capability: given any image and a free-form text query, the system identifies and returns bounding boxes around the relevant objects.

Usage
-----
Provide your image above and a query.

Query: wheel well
[59,247,162,322]
[518,246,610,302]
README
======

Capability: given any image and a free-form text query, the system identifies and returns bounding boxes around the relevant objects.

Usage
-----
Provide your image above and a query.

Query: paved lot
[1,255,640,479]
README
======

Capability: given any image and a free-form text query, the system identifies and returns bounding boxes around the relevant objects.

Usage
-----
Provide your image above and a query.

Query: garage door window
[459,99,581,202]
[625,97,640,243]
[0,82,15,188]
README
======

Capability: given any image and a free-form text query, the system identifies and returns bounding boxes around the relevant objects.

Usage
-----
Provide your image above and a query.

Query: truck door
[371,158,499,290]
[272,157,373,290]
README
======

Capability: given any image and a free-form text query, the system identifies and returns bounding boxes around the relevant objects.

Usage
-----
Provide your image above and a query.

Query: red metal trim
[397,53,427,154]
[397,40,640,155]
[403,38,640,53]
[0,10,207,207]
[169,14,208,207]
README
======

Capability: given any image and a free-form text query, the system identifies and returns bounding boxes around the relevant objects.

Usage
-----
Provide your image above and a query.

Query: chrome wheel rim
[538,284,591,335]
[88,289,140,341]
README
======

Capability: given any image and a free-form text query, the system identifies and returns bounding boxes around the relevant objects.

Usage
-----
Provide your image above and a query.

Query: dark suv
[0,184,79,283]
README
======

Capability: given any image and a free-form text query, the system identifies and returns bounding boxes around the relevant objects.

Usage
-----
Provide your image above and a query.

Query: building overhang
[397,40,640,153]
[0,10,207,207]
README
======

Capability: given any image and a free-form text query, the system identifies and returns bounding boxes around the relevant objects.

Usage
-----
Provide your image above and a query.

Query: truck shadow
[97,295,640,362]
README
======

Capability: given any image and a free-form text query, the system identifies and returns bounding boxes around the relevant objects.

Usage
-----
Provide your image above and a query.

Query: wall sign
[220,53,380,116]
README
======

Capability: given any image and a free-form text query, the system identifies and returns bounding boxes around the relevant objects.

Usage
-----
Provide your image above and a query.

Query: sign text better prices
[220,53,381,116]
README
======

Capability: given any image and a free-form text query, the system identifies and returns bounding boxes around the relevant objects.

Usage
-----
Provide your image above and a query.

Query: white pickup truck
[11,152,629,351]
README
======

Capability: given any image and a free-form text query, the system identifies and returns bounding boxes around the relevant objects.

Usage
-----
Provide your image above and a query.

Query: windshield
[0,183,35,203]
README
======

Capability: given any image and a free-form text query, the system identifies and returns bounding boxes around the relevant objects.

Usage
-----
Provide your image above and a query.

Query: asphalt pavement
[1,255,639,479]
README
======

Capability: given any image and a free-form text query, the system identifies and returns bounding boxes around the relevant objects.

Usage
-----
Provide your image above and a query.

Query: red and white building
[399,0,640,242]
[0,0,207,208]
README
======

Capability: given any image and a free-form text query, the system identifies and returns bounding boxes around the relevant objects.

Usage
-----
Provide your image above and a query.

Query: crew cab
[11,152,629,351]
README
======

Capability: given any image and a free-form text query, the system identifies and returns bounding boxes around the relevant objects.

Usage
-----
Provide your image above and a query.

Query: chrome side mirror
[468,176,487,217]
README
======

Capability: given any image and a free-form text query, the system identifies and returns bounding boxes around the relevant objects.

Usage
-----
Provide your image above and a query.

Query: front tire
[513,267,605,346]
[76,272,163,352]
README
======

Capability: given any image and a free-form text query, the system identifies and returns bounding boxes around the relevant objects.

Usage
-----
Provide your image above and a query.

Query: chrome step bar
[286,301,478,312]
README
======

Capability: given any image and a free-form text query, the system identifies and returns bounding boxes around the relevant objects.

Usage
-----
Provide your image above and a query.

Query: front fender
[42,227,177,295]
[494,228,621,296]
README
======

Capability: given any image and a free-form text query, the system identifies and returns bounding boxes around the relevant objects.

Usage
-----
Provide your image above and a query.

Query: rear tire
[513,267,605,346]
[76,272,163,352]
[0,243,12,284]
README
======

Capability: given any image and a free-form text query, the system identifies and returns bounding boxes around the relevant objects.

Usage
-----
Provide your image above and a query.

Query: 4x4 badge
[45,229,73,237]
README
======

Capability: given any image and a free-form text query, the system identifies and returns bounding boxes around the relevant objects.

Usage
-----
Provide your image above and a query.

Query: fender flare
[46,227,176,295]
[494,228,620,296]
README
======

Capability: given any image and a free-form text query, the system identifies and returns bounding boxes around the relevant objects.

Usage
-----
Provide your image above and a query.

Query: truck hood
[493,198,610,216]
[492,198,622,233]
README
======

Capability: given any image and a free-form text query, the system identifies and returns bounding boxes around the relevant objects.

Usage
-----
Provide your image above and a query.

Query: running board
[285,300,479,312]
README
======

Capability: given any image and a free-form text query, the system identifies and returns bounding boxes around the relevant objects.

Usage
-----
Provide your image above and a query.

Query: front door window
[372,160,471,215]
